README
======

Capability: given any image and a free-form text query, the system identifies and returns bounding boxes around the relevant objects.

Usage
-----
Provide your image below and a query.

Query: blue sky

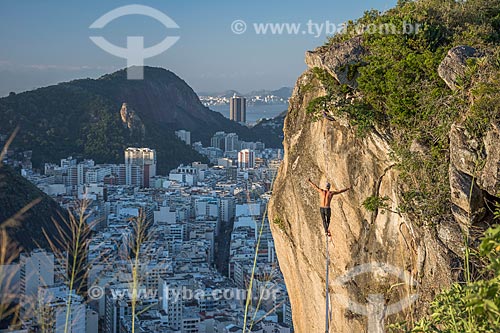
[0,0,397,96]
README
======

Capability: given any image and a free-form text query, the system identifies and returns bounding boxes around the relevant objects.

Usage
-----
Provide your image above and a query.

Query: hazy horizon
[0,0,397,96]
[0,65,294,98]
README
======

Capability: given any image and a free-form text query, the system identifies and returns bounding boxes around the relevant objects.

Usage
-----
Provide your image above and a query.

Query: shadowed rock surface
[305,36,366,89]
[438,45,483,91]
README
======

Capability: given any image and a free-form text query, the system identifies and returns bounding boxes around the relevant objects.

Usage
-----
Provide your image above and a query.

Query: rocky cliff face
[268,40,497,332]
[87,67,283,147]
[120,102,146,139]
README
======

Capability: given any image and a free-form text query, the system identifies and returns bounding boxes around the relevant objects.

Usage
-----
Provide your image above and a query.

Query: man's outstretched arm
[308,178,322,192]
[331,187,351,195]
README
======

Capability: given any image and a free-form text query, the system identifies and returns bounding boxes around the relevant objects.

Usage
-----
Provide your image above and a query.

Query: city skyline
[0,0,397,96]
[2,132,285,332]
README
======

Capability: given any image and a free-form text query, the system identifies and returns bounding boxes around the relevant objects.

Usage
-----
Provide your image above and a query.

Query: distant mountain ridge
[198,90,241,99]
[247,87,292,100]
[0,67,284,173]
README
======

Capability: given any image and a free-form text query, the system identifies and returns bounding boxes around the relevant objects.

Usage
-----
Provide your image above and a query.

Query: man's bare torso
[319,190,334,208]
[308,178,350,208]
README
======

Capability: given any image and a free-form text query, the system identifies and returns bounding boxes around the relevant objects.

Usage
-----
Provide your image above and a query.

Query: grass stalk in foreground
[43,200,93,333]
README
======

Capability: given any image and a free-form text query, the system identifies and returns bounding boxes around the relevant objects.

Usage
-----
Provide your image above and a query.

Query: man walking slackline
[308,178,350,237]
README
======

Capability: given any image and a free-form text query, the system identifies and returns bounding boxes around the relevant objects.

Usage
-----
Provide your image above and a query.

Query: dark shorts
[320,207,331,233]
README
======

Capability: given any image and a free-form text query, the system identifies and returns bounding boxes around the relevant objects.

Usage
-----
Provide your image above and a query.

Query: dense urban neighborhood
[1,130,291,333]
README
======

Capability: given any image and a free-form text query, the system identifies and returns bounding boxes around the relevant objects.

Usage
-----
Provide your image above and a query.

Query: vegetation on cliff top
[303,1,500,330]
[307,0,500,225]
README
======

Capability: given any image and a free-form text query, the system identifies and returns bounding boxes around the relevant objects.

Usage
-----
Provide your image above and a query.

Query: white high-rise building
[169,164,200,186]
[217,158,232,168]
[220,197,235,222]
[37,284,86,333]
[236,203,261,217]
[211,131,226,150]
[194,198,219,219]
[224,133,239,152]
[175,130,191,145]
[238,149,255,169]
[19,250,55,320]
[154,206,177,225]
[124,148,157,187]
[230,95,246,123]
[20,250,54,299]
[60,156,77,168]
[161,280,183,330]
[125,164,143,187]
[85,166,111,184]
[182,307,200,333]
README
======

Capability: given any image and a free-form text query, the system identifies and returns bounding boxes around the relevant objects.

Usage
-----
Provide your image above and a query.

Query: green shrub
[306,67,380,135]
[362,195,390,212]
[272,217,286,232]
